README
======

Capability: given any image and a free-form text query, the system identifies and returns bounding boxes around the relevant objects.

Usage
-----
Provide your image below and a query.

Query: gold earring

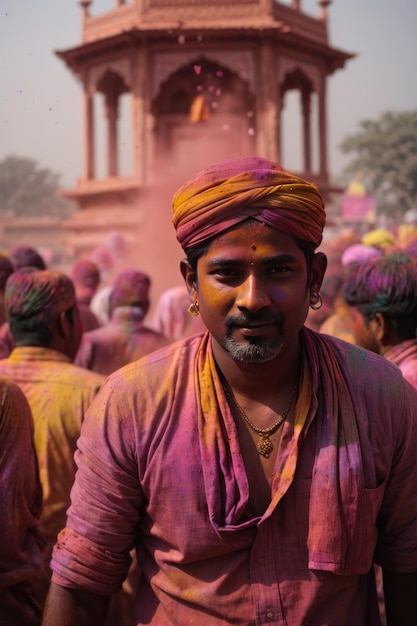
[187,300,200,316]
[310,293,323,311]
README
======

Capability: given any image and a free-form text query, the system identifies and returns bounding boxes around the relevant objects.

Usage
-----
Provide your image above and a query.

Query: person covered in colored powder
[0,245,47,359]
[343,252,417,390]
[75,268,170,376]
[69,258,101,332]
[8,245,47,271]
[0,252,14,328]
[318,242,383,345]
[0,268,105,561]
[0,376,49,625]
[42,157,417,626]
[151,284,207,341]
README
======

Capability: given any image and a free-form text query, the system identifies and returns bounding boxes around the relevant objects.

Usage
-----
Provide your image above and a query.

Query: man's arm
[42,582,110,626]
[383,570,417,626]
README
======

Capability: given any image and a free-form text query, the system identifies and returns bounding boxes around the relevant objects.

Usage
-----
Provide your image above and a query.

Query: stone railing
[80,0,328,44]
[272,2,328,44]
[82,3,138,43]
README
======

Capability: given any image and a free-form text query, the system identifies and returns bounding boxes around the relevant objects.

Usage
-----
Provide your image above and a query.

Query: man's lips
[233,322,277,337]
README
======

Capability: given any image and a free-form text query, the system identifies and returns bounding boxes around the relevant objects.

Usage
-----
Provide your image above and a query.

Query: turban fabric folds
[361,229,395,250]
[172,156,326,251]
[110,269,151,308]
[341,244,383,268]
[5,268,76,324]
[71,259,100,299]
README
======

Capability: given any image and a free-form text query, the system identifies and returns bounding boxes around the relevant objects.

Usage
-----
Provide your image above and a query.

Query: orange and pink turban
[172,156,326,251]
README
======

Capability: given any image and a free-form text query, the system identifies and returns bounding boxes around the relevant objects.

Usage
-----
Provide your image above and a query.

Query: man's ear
[56,310,71,340]
[180,259,197,300]
[372,312,389,343]
[310,252,327,295]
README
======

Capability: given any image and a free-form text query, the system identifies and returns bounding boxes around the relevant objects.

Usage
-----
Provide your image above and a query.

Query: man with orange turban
[173,156,326,250]
[44,157,417,626]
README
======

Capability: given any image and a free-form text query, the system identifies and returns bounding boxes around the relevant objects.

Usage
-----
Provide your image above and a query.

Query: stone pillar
[301,90,312,172]
[141,45,152,184]
[257,41,280,162]
[105,92,119,177]
[318,75,328,180]
[130,45,147,183]
[131,57,141,181]
[82,78,95,180]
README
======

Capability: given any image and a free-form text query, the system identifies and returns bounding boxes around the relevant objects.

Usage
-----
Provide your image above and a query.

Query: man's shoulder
[130,326,171,351]
[81,325,111,341]
[107,333,204,384]
[33,356,106,389]
[65,362,106,385]
[318,331,400,373]
[312,331,407,398]
[0,354,105,394]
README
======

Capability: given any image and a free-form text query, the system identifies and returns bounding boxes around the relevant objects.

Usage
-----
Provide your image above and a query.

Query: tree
[0,155,75,218]
[340,110,417,217]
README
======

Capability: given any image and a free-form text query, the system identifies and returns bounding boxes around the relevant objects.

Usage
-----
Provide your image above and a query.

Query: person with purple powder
[43,157,417,626]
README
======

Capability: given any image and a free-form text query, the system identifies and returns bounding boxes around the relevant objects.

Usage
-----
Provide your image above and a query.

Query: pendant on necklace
[256,434,274,458]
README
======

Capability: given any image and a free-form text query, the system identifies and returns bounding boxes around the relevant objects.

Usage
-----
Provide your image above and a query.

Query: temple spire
[318,0,332,22]
[79,0,92,18]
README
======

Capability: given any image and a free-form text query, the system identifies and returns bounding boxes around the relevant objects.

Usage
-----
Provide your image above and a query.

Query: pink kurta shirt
[51,330,417,626]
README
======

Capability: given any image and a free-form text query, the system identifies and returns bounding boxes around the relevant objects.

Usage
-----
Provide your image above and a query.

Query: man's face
[184,220,326,365]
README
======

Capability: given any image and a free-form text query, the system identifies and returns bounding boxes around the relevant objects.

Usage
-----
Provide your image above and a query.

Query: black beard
[224,313,284,364]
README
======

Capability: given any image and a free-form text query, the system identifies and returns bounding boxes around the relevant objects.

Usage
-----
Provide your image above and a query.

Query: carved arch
[88,58,132,93]
[278,59,320,94]
[152,55,255,119]
[96,69,130,98]
[280,67,314,98]
[152,49,255,99]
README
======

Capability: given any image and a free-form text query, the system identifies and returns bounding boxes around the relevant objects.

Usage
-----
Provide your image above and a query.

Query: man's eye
[209,267,239,280]
[269,266,291,274]
[215,268,237,278]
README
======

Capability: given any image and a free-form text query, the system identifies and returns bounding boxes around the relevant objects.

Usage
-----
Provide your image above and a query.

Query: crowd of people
[305,223,417,391]
[1,156,417,626]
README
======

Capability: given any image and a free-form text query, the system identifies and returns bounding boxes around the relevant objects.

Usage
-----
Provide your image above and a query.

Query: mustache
[225,312,282,329]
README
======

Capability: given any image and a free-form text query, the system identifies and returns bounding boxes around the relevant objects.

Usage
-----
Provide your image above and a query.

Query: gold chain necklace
[224,383,298,458]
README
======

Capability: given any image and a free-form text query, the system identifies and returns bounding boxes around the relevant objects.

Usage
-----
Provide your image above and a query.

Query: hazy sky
[1,0,416,188]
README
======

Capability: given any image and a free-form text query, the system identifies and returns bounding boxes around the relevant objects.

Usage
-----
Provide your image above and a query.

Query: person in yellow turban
[44,157,417,626]
[361,228,395,251]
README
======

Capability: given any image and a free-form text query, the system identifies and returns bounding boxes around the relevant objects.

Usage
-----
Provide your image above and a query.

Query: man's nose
[235,274,271,311]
